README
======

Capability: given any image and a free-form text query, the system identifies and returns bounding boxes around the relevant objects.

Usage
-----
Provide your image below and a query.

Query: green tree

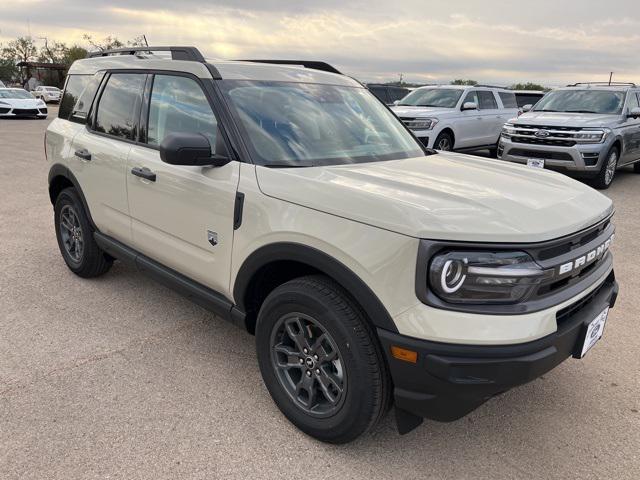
[510,82,549,92]
[2,36,38,63]
[38,40,69,64]
[451,79,478,86]
[83,34,146,52]
[0,56,18,83]
[62,45,89,67]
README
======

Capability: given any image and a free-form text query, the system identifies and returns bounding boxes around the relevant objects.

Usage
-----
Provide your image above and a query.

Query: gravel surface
[1,109,639,479]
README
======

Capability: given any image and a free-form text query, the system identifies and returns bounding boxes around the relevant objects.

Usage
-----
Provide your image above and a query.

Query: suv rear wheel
[54,187,113,277]
[255,275,390,444]
[591,146,619,189]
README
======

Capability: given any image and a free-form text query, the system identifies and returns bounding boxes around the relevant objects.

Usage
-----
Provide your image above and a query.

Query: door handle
[131,166,156,182]
[74,149,91,161]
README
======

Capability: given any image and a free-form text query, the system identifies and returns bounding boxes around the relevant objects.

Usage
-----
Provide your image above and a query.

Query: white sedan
[33,86,62,103]
[0,88,48,119]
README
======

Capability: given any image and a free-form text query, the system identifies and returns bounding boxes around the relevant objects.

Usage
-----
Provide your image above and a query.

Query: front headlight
[428,251,553,304]
[406,118,439,130]
[501,123,516,139]
[574,128,610,144]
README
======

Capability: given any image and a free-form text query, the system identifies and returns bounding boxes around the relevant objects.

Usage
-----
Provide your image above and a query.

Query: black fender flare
[48,163,96,229]
[233,242,399,333]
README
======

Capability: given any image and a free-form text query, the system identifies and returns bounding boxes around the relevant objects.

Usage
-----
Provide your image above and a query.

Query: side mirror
[159,132,230,167]
[461,101,478,111]
[393,100,400,106]
[628,107,640,118]
[522,104,533,112]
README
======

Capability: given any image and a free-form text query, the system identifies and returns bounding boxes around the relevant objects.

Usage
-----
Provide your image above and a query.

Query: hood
[2,98,44,108]
[391,105,455,117]
[256,153,613,243]
[515,111,620,128]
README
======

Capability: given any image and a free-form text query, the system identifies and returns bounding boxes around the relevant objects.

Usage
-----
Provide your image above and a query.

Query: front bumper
[379,271,618,424]
[0,107,48,118]
[498,135,613,175]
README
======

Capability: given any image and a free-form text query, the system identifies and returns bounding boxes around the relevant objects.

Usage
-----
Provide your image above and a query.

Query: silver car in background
[498,82,640,189]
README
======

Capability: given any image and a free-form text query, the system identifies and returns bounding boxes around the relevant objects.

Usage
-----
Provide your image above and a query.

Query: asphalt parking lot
[1,108,639,480]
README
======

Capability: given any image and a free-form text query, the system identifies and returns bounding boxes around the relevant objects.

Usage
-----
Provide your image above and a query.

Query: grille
[0,107,9,114]
[513,137,576,147]
[555,272,613,328]
[509,148,573,161]
[529,218,614,299]
[509,124,584,147]
[12,108,40,116]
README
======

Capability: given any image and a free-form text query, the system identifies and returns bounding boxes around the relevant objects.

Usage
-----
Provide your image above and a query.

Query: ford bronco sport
[499,82,640,189]
[46,47,618,444]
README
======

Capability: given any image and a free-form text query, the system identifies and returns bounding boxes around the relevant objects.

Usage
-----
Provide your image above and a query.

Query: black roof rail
[566,81,637,87]
[235,59,342,75]
[86,46,205,62]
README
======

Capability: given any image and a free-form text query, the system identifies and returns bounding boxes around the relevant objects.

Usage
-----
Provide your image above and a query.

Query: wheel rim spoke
[271,312,346,416]
[317,371,342,405]
[59,205,83,262]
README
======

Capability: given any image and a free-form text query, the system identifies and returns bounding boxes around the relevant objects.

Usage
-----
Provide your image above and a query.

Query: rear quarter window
[59,75,91,120]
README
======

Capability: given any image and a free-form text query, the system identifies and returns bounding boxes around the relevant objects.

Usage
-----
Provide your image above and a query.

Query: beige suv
[46,46,619,443]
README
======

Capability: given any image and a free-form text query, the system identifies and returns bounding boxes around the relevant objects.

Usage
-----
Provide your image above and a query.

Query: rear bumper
[379,271,618,423]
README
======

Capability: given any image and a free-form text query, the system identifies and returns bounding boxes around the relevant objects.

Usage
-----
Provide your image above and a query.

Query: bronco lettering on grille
[558,234,614,276]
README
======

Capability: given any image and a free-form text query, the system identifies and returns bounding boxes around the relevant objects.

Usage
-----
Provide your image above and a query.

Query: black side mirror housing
[159,132,230,167]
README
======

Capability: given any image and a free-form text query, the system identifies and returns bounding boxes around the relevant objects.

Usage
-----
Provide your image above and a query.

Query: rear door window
[498,92,518,109]
[94,73,146,140]
[478,91,498,110]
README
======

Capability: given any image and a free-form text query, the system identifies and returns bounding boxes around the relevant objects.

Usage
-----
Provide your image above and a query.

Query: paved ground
[1,109,639,480]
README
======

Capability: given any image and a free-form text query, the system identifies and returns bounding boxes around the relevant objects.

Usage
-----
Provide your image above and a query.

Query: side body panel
[70,129,132,243]
[231,164,421,321]
[127,146,240,294]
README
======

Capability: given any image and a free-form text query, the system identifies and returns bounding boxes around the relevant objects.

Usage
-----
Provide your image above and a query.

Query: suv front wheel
[54,187,113,277]
[256,275,390,443]
[592,146,619,189]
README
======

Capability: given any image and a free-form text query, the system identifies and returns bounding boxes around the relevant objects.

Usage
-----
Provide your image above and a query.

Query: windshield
[220,81,424,167]
[0,89,35,99]
[533,90,625,114]
[397,88,463,108]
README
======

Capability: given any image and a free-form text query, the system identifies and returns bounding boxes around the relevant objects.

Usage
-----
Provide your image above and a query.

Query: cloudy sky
[1,0,639,86]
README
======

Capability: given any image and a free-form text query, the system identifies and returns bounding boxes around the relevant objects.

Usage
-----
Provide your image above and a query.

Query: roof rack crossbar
[236,59,342,75]
[86,46,205,62]
[566,82,637,87]
[474,84,508,89]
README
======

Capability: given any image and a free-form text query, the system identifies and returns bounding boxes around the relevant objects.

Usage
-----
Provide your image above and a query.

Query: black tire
[433,131,453,151]
[488,146,498,158]
[256,275,391,444]
[54,187,113,278]
[591,146,619,189]
[634,161,640,173]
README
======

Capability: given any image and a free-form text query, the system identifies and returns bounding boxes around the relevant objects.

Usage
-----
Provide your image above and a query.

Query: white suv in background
[391,85,519,155]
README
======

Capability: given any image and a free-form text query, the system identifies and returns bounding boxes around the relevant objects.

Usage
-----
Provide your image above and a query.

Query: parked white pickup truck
[392,85,519,155]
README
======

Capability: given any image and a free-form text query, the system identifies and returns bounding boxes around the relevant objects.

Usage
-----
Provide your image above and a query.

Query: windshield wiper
[264,163,314,168]
[566,110,599,114]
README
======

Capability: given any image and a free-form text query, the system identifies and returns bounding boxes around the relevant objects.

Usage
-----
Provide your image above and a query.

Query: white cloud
[1,0,639,86]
